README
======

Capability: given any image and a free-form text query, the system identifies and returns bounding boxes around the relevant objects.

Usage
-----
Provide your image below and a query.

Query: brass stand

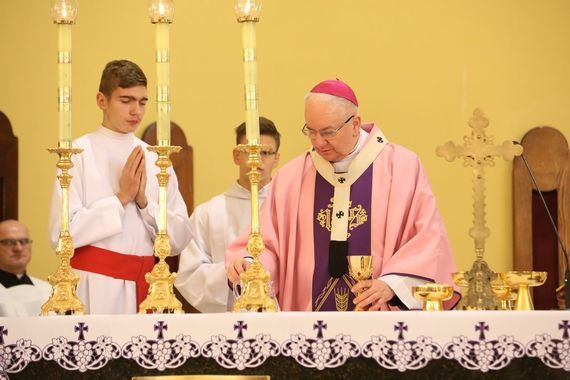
[500,271,547,310]
[454,259,501,310]
[437,109,523,310]
[233,143,278,313]
[412,284,454,311]
[41,146,85,315]
[138,145,183,314]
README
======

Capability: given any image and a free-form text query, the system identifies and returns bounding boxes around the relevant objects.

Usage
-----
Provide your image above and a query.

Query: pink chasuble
[226,123,460,311]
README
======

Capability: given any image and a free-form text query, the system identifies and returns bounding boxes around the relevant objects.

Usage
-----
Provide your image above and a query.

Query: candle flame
[52,0,78,23]
[148,0,175,23]
[234,0,262,21]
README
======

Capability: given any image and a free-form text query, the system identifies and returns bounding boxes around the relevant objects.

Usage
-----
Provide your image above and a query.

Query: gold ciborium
[452,271,469,291]
[412,284,453,311]
[490,276,512,310]
[500,271,547,310]
[347,255,373,311]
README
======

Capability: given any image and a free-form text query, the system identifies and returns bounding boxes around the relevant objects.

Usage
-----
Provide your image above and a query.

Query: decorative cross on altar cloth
[394,322,408,340]
[475,321,489,340]
[234,321,248,339]
[154,321,168,339]
[559,320,570,339]
[436,109,522,310]
[74,322,88,341]
[313,320,327,339]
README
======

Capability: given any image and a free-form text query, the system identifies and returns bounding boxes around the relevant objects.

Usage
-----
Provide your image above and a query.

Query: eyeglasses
[238,149,277,158]
[302,115,355,139]
[260,150,277,158]
[0,238,33,247]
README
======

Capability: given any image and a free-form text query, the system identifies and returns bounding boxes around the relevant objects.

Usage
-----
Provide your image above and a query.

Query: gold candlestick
[232,0,278,313]
[139,0,183,314]
[42,147,84,316]
[232,142,278,313]
[41,0,85,316]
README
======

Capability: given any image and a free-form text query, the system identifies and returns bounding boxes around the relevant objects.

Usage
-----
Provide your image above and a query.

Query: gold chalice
[490,276,512,310]
[499,271,547,310]
[452,271,468,288]
[347,255,373,311]
[412,284,454,311]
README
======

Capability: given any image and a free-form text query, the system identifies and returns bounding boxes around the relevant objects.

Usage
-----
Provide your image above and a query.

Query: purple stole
[312,165,373,311]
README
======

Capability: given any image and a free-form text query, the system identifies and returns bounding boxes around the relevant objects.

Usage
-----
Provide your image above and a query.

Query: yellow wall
[1,1,569,280]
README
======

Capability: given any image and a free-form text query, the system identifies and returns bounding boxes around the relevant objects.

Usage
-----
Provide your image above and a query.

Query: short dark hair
[235,117,281,151]
[98,60,147,97]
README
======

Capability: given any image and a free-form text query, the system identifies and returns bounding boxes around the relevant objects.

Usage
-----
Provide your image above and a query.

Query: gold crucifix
[436,109,522,310]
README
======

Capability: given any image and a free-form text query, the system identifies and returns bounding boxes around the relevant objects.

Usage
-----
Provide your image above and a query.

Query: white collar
[331,128,369,173]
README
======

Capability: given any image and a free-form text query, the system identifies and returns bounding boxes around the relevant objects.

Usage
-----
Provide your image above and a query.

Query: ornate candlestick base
[412,284,454,311]
[500,271,547,311]
[454,259,501,310]
[139,145,183,314]
[41,232,84,315]
[233,142,279,313]
[233,232,278,312]
[41,146,85,316]
[139,233,183,314]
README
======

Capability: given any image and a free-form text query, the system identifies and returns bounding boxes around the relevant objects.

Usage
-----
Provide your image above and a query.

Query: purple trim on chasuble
[312,165,373,311]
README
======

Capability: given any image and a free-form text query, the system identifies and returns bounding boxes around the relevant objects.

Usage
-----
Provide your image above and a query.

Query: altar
[1,310,569,379]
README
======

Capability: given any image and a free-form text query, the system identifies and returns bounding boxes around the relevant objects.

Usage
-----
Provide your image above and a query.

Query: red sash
[71,245,155,310]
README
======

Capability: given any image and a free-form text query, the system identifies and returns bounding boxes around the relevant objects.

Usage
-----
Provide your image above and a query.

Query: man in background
[0,220,51,317]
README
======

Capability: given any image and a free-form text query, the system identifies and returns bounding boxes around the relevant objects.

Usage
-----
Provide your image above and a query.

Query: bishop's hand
[351,279,395,311]
[227,257,250,284]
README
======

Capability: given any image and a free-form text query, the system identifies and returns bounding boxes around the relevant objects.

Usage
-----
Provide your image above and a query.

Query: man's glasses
[302,115,355,139]
[0,238,33,247]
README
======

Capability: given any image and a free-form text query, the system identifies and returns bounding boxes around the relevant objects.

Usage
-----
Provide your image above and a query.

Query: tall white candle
[242,21,259,142]
[156,22,170,145]
[57,23,72,143]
